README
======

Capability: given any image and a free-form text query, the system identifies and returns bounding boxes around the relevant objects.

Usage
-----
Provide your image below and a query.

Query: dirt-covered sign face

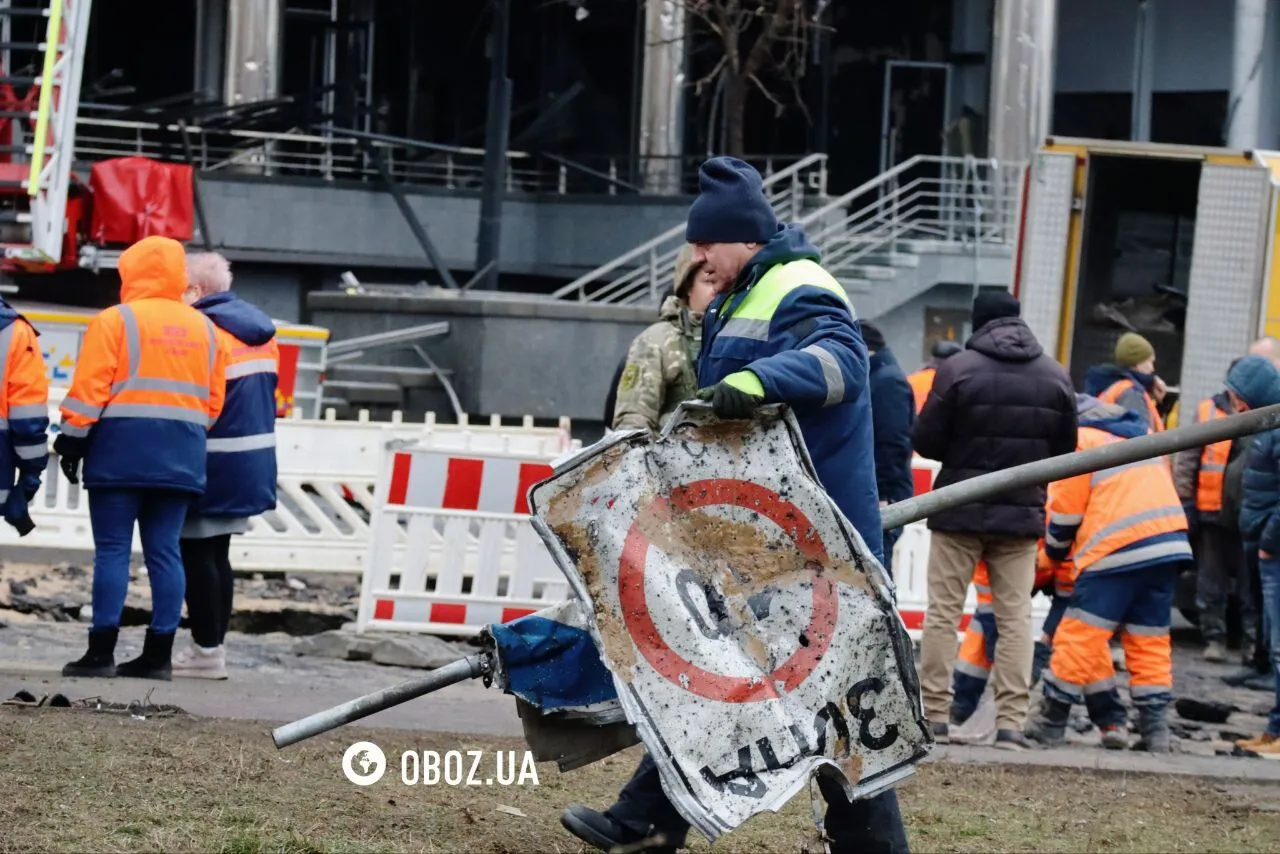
[529,404,932,842]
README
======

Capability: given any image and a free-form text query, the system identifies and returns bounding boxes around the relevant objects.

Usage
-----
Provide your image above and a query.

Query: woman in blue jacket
[173,253,279,680]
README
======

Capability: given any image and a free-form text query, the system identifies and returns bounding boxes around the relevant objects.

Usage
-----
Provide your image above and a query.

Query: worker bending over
[950,546,1075,729]
[1025,393,1192,752]
[58,236,227,681]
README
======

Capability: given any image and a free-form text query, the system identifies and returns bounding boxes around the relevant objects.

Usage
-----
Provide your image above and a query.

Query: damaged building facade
[36,0,1280,432]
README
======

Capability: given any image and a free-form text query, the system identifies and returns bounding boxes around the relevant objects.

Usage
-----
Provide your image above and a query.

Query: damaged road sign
[528,403,931,842]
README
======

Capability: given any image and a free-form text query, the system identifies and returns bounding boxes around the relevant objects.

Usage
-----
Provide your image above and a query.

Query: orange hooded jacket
[57,236,226,494]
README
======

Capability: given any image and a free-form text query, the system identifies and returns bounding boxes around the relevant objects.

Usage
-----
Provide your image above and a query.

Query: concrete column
[224,0,283,105]
[987,0,1057,163]
[1228,0,1267,149]
[638,0,686,194]
[1131,0,1155,142]
[194,0,227,103]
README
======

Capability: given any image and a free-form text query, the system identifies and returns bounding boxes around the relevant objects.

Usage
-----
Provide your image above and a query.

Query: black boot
[62,628,119,678]
[115,630,175,681]
[1134,705,1172,753]
[1024,695,1071,747]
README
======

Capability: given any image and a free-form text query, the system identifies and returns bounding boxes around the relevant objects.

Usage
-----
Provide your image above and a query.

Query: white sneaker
[172,643,228,680]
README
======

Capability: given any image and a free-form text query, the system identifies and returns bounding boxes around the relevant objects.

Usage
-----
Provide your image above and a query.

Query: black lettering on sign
[699,746,766,799]
[846,678,900,751]
[755,736,786,772]
[811,701,851,755]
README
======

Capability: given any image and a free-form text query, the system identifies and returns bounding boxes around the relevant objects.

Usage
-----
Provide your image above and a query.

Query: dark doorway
[1068,154,1201,392]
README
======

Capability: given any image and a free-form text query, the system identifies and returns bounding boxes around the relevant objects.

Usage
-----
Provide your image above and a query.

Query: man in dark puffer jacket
[912,290,1077,749]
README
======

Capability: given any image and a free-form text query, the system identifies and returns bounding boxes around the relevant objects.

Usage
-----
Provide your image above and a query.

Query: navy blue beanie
[685,157,779,244]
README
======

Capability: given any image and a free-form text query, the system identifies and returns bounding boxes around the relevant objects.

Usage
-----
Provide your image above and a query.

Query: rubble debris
[291,629,471,669]
[1,562,358,636]
[370,636,465,670]
[1176,698,1236,724]
[292,630,380,661]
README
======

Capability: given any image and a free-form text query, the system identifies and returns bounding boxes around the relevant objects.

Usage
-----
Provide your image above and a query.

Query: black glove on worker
[696,372,766,420]
[53,433,86,485]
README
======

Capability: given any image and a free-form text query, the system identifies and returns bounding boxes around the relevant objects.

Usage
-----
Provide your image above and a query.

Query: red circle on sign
[618,478,838,703]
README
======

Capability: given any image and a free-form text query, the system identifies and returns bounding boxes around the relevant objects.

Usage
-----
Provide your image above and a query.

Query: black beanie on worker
[685,157,780,245]
[971,290,1021,333]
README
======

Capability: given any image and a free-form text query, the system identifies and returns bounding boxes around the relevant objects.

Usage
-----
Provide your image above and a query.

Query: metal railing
[800,155,1025,279]
[548,153,830,303]
[73,117,547,191]
[71,115,818,199]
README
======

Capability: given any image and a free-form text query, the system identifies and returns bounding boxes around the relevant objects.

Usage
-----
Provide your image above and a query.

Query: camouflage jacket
[612,295,702,433]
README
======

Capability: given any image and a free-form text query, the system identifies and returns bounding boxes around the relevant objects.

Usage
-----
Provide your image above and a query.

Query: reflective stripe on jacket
[1098,378,1163,433]
[195,322,279,517]
[59,236,227,494]
[0,311,49,499]
[1045,425,1191,576]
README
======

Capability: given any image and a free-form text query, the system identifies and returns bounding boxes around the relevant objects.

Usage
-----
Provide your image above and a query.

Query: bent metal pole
[882,401,1280,532]
[271,653,491,749]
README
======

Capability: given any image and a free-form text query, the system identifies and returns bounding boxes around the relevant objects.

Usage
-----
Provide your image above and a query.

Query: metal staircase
[798,155,1025,317]
[0,0,91,268]
[554,153,1026,318]
[549,153,830,303]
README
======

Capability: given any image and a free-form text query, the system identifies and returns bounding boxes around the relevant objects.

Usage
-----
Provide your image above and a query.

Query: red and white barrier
[355,441,568,637]
[386,450,551,514]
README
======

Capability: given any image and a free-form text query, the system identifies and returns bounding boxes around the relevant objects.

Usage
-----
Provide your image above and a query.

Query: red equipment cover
[275,343,301,417]
[89,157,195,244]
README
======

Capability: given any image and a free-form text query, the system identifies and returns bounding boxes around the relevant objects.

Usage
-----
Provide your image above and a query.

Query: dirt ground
[3,707,1280,854]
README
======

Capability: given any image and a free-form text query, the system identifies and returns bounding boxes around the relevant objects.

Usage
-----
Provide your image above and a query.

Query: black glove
[696,379,764,420]
[53,433,85,485]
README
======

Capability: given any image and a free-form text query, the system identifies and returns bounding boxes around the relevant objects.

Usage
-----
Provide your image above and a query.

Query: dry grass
[3,706,1280,853]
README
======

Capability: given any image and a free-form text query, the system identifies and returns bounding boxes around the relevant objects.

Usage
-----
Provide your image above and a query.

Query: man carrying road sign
[556,156,911,854]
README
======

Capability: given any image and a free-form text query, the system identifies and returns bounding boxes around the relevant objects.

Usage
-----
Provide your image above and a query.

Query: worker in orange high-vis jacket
[950,545,1077,727]
[1025,393,1192,753]
[906,338,962,414]
[1082,332,1166,434]
[0,297,49,536]
[1174,357,1271,664]
[55,236,227,682]
[173,252,279,681]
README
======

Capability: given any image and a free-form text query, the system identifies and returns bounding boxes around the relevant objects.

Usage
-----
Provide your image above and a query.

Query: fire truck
[1011,136,1280,621]
[0,0,329,417]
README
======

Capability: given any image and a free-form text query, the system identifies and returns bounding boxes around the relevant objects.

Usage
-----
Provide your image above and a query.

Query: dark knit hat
[971,290,1021,332]
[685,157,780,245]
[1226,354,1280,409]
[1114,332,1155,369]
[860,321,886,351]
